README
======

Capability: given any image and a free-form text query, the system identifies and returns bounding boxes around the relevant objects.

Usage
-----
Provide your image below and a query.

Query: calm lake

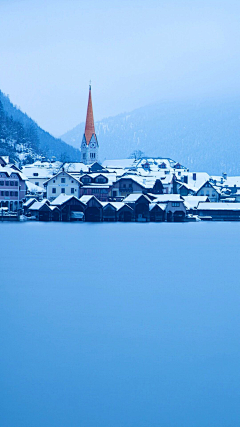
[1,222,240,427]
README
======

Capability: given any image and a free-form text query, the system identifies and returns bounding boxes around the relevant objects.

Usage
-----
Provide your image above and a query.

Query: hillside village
[1,85,240,222]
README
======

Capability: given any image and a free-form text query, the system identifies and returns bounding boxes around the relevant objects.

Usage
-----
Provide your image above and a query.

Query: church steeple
[84,84,96,145]
[81,84,99,164]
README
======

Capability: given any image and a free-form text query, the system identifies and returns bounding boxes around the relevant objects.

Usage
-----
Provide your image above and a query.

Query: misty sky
[1,0,240,136]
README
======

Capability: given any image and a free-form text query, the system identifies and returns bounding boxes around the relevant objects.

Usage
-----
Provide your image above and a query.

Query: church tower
[80,84,99,164]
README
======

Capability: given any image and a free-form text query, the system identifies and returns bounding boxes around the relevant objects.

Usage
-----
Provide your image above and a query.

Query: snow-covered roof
[28,200,49,210]
[51,194,83,206]
[183,195,209,209]
[102,159,138,169]
[0,156,9,164]
[102,202,126,211]
[23,198,37,207]
[177,172,210,192]
[79,195,103,205]
[0,166,27,181]
[81,185,111,189]
[198,202,240,211]
[210,176,240,189]
[123,193,151,203]
[22,166,54,179]
[149,202,167,211]
[148,194,183,202]
[63,162,89,173]
[26,181,45,194]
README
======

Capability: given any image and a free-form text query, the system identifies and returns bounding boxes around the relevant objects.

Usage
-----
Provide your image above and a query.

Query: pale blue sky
[0,0,240,136]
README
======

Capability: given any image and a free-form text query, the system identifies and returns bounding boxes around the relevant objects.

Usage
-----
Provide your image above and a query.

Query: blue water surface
[1,222,240,427]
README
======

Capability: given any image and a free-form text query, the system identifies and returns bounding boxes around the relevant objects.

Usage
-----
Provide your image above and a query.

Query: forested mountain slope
[0,90,80,164]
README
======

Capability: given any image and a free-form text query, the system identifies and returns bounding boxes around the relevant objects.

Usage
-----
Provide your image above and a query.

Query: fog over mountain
[61,97,240,175]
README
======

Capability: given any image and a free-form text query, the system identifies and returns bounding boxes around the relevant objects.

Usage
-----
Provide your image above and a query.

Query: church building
[80,84,99,164]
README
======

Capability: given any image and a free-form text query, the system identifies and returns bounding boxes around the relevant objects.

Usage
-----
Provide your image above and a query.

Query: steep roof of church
[84,85,96,145]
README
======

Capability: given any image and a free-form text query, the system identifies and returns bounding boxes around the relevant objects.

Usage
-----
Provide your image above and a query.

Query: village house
[44,169,81,201]
[196,181,220,202]
[22,161,61,187]
[79,173,116,201]
[0,165,27,210]
[148,194,186,221]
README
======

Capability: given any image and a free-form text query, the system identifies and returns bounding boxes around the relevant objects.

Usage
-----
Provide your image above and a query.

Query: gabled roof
[183,195,209,210]
[28,199,50,211]
[0,166,27,181]
[123,193,151,203]
[103,202,126,211]
[196,180,221,194]
[79,195,102,207]
[51,194,85,206]
[43,170,80,185]
[149,202,167,211]
[23,198,37,207]
[26,181,45,194]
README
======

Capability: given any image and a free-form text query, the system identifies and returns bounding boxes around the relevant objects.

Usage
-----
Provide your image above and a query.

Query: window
[61,188,65,193]
[53,180,55,183]
[83,153,86,159]
[71,180,74,183]
[61,178,65,183]
[35,182,39,186]
[5,181,9,186]
[172,202,180,207]
[71,188,74,194]
[14,181,18,186]
[33,173,39,177]
[14,192,18,196]
[5,191,9,196]
[10,181,14,186]
[10,191,13,196]
[1,191,4,196]
[0,181,4,186]
[52,188,56,193]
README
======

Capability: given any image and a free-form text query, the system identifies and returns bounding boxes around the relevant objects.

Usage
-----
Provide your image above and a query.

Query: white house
[44,170,81,201]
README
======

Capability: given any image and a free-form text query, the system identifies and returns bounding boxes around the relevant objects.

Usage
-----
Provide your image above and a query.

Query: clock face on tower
[82,143,86,148]
[90,143,95,148]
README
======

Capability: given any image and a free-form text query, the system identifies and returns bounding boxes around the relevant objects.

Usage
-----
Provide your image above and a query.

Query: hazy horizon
[1,0,240,137]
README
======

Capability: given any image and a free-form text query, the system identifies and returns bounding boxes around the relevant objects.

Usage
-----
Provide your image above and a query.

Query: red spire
[84,84,96,145]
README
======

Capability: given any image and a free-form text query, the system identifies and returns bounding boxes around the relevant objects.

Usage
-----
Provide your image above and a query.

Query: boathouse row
[24,193,187,222]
